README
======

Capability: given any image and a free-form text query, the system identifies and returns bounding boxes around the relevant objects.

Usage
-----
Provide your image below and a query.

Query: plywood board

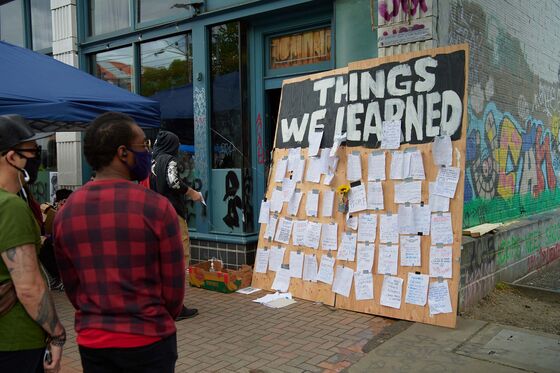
[252,44,469,328]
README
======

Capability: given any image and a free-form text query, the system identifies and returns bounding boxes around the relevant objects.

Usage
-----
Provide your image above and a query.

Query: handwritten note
[381,120,401,149]
[264,214,278,240]
[258,200,269,224]
[274,157,288,182]
[397,204,415,234]
[306,156,322,183]
[358,213,377,242]
[380,275,403,309]
[319,148,331,174]
[432,135,452,167]
[268,246,285,272]
[377,244,399,275]
[292,220,307,246]
[338,232,357,261]
[429,182,450,212]
[428,280,453,314]
[356,242,375,272]
[348,183,367,213]
[354,271,374,300]
[347,152,362,182]
[429,246,453,278]
[254,248,270,273]
[332,266,354,297]
[323,156,339,185]
[270,188,284,213]
[434,167,460,198]
[400,236,421,267]
[292,156,306,182]
[408,150,425,180]
[271,267,291,292]
[305,190,319,217]
[414,204,431,235]
[367,181,384,210]
[274,217,293,244]
[379,214,399,243]
[322,189,335,217]
[405,272,429,306]
[321,223,338,251]
[431,213,453,244]
[303,221,322,249]
[282,178,296,202]
[289,251,304,278]
[317,254,335,285]
[308,129,323,157]
[394,181,422,204]
[287,147,301,172]
[390,151,404,179]
[287,189,303,216]
[303,254,318,282]
[368,151,386,181]
[346,213,358,230]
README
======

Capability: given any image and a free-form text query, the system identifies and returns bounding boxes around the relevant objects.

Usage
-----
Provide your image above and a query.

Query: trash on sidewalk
[189,259,252,293]
[236,286,261,295]
[252,292,296,308]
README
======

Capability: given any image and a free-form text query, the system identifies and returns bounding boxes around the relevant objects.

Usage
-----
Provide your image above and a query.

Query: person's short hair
[84,112,136,171]
[55,188,73,203]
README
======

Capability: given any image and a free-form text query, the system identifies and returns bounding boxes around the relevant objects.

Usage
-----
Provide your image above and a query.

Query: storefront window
[270,26,331,69]
[91,46,134,91]
[89,0,130,36]
[30,0,52,50]
[0,0,24,47]
[138,0,193,23]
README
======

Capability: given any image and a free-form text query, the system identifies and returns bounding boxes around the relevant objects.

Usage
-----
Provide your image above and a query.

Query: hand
[186,188,203,202]
[44,344,62,373]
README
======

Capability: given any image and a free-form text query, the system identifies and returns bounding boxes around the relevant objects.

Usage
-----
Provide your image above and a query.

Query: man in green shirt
[0,114,66,373]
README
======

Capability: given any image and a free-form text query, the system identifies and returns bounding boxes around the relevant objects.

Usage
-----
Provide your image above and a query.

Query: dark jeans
[38,236,60,282]
[79,333,177,373]
[0,348,45,373]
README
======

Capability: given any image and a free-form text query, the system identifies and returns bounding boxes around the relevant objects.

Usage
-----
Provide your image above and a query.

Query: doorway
[264,88,282,184]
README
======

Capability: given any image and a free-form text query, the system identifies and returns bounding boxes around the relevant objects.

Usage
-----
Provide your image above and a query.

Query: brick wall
[190,238,257,269]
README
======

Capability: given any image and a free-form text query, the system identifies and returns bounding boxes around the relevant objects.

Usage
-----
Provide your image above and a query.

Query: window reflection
[0,0,24,47]
[138,0,193,23]
[31,0,52,50]
[89,0,130,36]
[91,46,134,91]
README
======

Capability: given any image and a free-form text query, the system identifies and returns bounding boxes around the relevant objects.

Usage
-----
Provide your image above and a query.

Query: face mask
[126,148,152,181]
[21,156,41,184]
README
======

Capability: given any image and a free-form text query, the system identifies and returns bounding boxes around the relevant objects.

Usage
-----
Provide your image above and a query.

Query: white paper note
[358,213,377,242]
[429,182,450,212]
[254,248,270,273]
[405,272,429,306]
[287,189,303,216]
[347,152,362,182]
[367,181,384,210]
[368,152,386,181]
[271,267,291,292]
[292,156,306,182]
[428,280,453,314]
[305,190,320,217]
[330,133,346,157]
[303,221,322,249]
[356,242,375,272]
[380,275,403,309]
[431,213,453,244]
[429,246,453,278]
[414,204,431,235]
[321,223,338,251]
[317,254,335,285]
[432,135,452,167]
[323,156,339,185]
[348,183,367,213]
[381,120,401,149]
[289,251,304,278]
[409,150,425,180]
[292,220,307,246]
[332,266,354,297]
[270,188,284,213]
[322,189,335,217]
[274,217,294,244]
[305,156,322,183]
[346,213,358,230]
[354,271,374,300]
[397,204,416,234]
[394,181,422,204]
[264,214,278,240]
[434,167,460,198]
[268,246,286,272]
[274,157,288,182]
[379,213,399,243]
[303,254,318,282]
[377,244,399,275]
[400,236,421,267]
[319,148,331,174]
[258,200,270,224]
[308,130,324,157]
[390,151,405,179]
[282,178,296,202]
[287,147,301,171]
[338,232,357,261]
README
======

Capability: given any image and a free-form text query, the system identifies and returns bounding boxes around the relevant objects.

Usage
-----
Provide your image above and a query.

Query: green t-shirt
[0,188,45,351]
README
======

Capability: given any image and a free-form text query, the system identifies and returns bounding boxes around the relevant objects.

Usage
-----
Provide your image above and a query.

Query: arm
[166,160,203,202]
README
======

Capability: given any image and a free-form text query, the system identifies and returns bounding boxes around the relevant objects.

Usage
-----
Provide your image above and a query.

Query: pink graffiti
[256,113,265,165]
[527,243,560,272]
[382,23,425,36]
[534,126,556,195]
[378,0,429,22]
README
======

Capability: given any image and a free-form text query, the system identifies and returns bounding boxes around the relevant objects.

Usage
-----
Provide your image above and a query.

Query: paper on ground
[236,286,261,295]
[263,297,297,309]
[253,291,292,304]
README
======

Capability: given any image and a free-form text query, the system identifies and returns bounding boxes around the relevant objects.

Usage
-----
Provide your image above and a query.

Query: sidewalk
[55,286,560,373]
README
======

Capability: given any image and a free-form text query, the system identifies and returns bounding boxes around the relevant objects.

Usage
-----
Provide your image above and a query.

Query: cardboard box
[189,260,252,293]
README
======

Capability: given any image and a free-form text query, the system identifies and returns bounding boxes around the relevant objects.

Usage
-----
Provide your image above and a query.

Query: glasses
[12,146,42,156]
[129,139,152,151]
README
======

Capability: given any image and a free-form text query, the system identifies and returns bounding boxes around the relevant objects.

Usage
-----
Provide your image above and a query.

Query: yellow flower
[337,184,350,194]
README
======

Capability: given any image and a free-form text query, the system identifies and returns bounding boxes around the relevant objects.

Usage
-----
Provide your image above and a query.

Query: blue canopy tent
[0,41,161,129]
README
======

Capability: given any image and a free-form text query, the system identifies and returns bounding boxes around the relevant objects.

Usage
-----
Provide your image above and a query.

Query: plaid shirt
[53,179,185,338]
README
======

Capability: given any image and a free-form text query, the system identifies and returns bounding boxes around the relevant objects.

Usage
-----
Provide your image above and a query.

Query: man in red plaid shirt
[53,112,185,373]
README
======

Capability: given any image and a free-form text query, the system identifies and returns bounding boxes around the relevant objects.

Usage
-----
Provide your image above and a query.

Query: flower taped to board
[252,44,469,328]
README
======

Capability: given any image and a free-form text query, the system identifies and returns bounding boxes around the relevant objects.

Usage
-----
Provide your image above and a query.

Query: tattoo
[35,290,60,335]
[5,247,17,261]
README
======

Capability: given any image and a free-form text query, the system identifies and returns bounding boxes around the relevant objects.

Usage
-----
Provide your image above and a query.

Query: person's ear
[117,146,128,161]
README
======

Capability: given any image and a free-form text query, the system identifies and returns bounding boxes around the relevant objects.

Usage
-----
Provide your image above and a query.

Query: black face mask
[15,151,41,184]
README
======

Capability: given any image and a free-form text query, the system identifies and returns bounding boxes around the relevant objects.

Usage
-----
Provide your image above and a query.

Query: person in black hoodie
[150,130,202,320]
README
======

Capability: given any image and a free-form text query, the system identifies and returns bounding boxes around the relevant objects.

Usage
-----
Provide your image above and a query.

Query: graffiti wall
[445,0,560,227]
